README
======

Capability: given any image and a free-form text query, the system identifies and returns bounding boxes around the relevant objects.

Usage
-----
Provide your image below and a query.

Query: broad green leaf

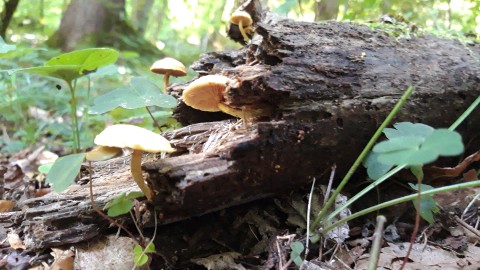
[373,136,424,153]
[45,48,119,73]
[363,151,393,180]
[134,243,155,266]
[408,183,439,224]
[126,191,145,200]
[46,153,86,192]
[16,65,82,82]
[383,122,434,139]
[15,48,119,82]
[88,77,177,114]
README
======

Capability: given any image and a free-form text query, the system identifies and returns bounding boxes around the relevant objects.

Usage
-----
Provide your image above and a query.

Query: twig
[454,215,480,239]
[367,215,386,270]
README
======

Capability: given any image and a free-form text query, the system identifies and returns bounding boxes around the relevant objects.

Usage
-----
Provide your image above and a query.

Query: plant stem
[67,80,81,153]
[448,96,480,131]
[310,86,415,231]
[145,106,162,131]
[322,180,480,234]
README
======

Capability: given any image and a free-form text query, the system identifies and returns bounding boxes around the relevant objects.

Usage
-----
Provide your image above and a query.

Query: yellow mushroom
[93,124,175,200]
[150,57,187,92]
[230,11,253,43]
[182,75,269,124]
[85,146,122,162]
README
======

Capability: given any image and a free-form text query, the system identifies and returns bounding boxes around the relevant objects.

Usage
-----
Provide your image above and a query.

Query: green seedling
[408,183,439,224]
[12,48,119,152]
[290,241,304,266]
[104,191,144,217]
[134,242,156,267]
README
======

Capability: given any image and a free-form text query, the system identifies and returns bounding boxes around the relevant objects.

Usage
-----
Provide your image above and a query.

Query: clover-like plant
[89,76,177,130]
[12,48,119,152]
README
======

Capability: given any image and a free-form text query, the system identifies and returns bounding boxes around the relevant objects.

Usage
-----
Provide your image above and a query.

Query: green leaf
[88,77,177,114]
[45,48,119,73]
[104,191,144,217]
[14,48,119,82]
[363,151,393,180]
[133,242,155,266]
[290,241,304,266]
[422,129,464,156]
[383,122,434,139]
[16,65,82,82]
[38,162,54,174]
[408,183,439,224]
[373,123,464,166]
[373,136,424,153]
[46,153,86,192]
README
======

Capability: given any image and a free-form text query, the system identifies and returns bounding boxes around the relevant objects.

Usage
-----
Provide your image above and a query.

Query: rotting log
[2,17,480,250]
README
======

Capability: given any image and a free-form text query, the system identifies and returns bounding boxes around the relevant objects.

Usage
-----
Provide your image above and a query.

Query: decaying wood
[2,17,480,250]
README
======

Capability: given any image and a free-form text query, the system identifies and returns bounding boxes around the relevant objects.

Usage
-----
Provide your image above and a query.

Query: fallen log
[2,17,479,250]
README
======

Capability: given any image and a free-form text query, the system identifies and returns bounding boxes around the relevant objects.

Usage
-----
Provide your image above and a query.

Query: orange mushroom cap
[150,57,187,77]
[182,75,233,112]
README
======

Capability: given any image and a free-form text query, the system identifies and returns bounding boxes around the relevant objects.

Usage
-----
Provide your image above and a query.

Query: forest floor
[1,138,480,269]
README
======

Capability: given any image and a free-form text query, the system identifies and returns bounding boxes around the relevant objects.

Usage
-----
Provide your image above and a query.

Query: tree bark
[132,0,154,33]
[3,18,480,250]
[0,0,20,38]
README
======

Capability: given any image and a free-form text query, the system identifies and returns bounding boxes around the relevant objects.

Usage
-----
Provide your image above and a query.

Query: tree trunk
[315,0,339,21]
[48,0,158,54]
[132,0,154,33]
[0,0,20,38]
[3,17,480,250]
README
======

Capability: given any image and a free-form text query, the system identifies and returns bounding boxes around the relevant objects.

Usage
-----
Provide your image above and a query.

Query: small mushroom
[230,11,253,43]
[150,57,187,92]
[93,124,175,200]
[182,75,269,125]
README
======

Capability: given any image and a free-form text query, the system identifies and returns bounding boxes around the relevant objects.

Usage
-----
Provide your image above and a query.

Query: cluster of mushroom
[229,11,254,43]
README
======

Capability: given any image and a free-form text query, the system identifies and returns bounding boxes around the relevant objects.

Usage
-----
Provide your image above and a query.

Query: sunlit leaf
[422,129,464,156]
[46,153,86,192]
[15,65,82,82]
[373,136,424,153]
[38,162,54,174]
[0,36,16,54]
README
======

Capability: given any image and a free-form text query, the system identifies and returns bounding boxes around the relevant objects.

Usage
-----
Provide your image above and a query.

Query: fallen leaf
[191,252,246,270]
[51,248,75,270]
[0,200,15,212]
[7,232,25,249]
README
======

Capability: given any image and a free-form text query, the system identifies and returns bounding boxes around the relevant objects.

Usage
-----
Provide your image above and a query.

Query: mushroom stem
[163,74,170,93]
[130,149,153,200]
[238,20,249,43]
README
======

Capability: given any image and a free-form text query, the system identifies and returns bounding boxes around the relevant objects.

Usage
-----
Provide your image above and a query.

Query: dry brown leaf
[0,200,16,212]
[7,232,25,249]
[50,248,75,270]
[191,252,246,270]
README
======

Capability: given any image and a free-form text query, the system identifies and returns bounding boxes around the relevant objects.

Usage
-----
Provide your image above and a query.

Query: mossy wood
[2,18,480,250]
